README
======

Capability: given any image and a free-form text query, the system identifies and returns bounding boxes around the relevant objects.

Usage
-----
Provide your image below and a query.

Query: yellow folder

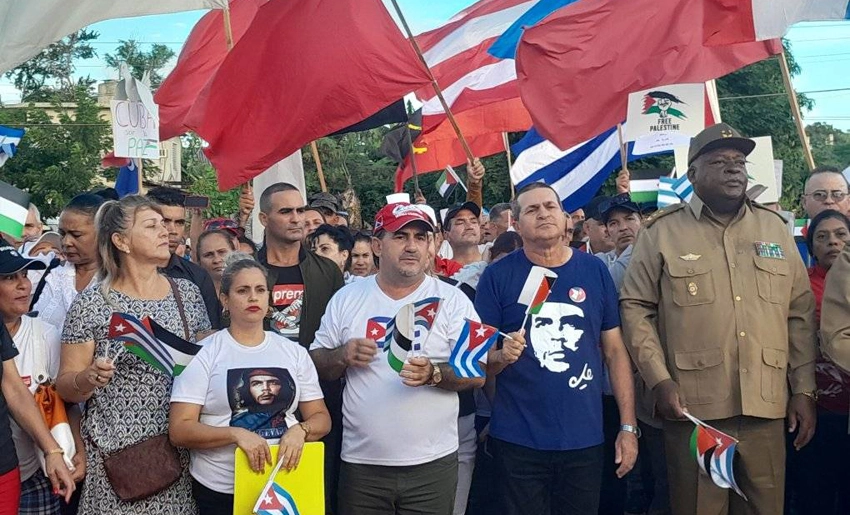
[233,442,325,515]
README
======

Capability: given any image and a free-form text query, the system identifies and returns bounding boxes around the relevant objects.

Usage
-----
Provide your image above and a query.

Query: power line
[719,87,850,100]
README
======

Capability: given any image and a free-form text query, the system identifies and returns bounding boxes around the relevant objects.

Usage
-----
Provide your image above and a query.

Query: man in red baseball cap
[311,202,484,514]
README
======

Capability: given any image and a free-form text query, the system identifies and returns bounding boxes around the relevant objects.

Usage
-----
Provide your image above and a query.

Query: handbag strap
[166,277,190,341]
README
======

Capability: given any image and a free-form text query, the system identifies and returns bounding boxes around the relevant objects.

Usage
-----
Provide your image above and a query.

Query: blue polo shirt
[475,249,620,451]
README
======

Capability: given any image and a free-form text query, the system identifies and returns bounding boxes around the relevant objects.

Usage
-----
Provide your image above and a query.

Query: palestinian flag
[436,168,458,199]
[687,413,747,500]
[386,303,415,373]
[108,312,202,376]
[629,178,658,205]
[0,180,30,239]
[518,266,558,316]
[794,219,808,238]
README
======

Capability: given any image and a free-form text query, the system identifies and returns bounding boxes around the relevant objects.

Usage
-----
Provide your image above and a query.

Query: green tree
[104,41,176,88]
[715,43,813,214]
[0,87,110,218]
[3,29,98,102]
[807,122,850,170]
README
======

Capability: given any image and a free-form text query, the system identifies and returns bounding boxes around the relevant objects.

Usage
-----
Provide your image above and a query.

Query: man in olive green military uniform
[620,123,818,515]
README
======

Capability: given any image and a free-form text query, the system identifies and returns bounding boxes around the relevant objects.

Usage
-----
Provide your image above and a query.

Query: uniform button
[772,267,777,272]
[742,368,748,373]
[739,331,746,337]
[697,360,704,367]
[735,296,742,301]
[687,269,694,274]
[730,264,737,268]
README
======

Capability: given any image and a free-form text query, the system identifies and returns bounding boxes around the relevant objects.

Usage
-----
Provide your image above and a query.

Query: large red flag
[515,0,781,151]
[155,0,264,142]
[185,0,431,190]
[393,97,531,192]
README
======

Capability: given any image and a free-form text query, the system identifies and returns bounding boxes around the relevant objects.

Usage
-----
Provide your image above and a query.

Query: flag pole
[778,49,816,171]
[310,141,328,192]
[136,158,144,195]
[388,0,475,163]
[503,132,516,200]
[616,123,629,174]
[406,128,421,194]
[222,5,234,50]
[252,449,287,514]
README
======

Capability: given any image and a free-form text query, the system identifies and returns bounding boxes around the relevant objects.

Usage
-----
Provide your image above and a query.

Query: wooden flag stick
[310,141,328,192]
[388,0,475,163]
[222,5,235,51]
[616,123,629,174]
[778,49,816,171]
[406,126,421,193]
[503,132,516,200]
[136,158,144,195]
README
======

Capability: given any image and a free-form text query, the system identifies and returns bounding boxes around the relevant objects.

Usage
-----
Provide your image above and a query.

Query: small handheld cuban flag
[449,319,499,379]
[412,296,442,354]
[366,317,393,349]
[255,481,300,515]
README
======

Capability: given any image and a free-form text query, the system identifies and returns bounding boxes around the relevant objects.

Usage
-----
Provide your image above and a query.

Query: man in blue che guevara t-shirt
[475,183,638,515]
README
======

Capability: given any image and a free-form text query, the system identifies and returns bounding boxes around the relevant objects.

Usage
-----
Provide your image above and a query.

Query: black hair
[806,209,850,261]
[259,183,300,213]
[489,231,524,262]
[146,186,185,207]
[220,253,270,295]
[489,202,513,222]
[64,193,108,218]
[805,166,849,189]
[352,230,372,245]
[236,234,258,258]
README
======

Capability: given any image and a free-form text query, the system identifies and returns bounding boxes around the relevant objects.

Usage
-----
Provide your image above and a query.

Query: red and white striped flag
[414,0,536,134]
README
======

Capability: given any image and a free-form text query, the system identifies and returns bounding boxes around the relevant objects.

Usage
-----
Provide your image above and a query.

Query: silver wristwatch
[620,424,641,438]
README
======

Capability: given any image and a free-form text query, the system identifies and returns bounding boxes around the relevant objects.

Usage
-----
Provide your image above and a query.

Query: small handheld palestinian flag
[686,413,747,500]
[449,319,498,379]
[436,165,467,199]
[385,303,416,373]
[0,180,31,239]
[518,266,558,322]
[108,312,201,376]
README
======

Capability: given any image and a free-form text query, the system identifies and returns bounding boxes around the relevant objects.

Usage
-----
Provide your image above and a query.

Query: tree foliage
[3,30,99,102]
[0,88,110,218]
[104,41,176,88]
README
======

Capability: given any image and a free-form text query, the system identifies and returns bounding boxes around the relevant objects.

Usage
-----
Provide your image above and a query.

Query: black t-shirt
[0,323,20,474]
[268,265,304,343]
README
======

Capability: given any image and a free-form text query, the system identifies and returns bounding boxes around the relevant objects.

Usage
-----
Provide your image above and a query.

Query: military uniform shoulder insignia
[644,203,687,227]
[752,202,789,222]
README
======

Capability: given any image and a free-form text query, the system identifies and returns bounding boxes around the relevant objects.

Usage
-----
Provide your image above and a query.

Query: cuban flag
[366,317,392,349]
[256,481,300,515]
[512,126,660,213]
[449,319,499,378]
[0,125,25,168]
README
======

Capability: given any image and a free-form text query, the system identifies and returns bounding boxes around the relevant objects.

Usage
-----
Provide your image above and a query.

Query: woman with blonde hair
[56,195,211,514]
[170,253,330,515]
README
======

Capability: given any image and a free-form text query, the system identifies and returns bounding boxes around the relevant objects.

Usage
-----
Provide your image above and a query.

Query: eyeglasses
[805,190,848,203]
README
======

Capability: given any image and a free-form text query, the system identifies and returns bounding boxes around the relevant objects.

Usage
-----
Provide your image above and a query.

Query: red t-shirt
[810,265,850,414]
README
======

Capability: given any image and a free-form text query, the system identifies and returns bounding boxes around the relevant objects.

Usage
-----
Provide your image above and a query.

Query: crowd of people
[0,122,849,515]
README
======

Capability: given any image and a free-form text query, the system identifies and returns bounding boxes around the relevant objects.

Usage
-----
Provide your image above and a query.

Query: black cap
[688,123,756,165]
[600,194,641,224]
[308,192,341,213]
[0,240,47,275]
[584,195,611,221]
[443,201,481,229]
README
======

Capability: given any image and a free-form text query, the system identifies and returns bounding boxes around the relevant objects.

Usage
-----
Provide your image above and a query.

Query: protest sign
[626,83,706,155]
[111,64,160,159]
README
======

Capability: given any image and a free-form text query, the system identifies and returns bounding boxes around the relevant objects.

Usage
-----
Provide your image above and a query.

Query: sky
[0,0,848,130]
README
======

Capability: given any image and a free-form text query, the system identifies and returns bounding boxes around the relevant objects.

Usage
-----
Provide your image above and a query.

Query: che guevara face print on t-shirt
[227,367,296,439]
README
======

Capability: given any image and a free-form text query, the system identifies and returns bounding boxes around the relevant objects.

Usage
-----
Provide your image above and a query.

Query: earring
[266,307,274,318]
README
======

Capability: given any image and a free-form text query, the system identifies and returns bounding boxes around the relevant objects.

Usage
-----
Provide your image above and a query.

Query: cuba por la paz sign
[111,99,160,159]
